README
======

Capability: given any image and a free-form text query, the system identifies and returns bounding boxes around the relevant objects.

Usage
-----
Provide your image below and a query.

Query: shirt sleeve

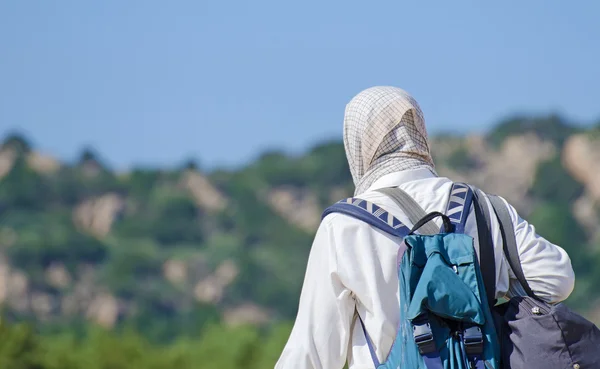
[500,196,576,304]
[274,216,355,369]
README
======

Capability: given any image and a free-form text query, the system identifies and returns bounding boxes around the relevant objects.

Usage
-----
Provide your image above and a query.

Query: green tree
[101,238,163,297]
[113,193,204,247]
[1,133,32,155]
[7,213,108,276]
[487,114,578,148]
[0,156,50,211]
[530,155,584,205]
[0,320,43,369]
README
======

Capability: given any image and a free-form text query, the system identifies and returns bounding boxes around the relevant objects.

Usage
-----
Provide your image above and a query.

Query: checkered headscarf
[343,86,436,195]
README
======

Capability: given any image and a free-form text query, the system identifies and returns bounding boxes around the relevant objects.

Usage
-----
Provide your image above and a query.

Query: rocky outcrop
[0,259,35,314]
[79,158,104,178]
[181,170,228,211]
[26,151,61,174]
[163,259,188,285]
[463,134,489,160]
[0,256,11,305]
[0,148,60,179]
[45,263,71,289]
[572,192,600,240]
[86,292,119,328]
[0,257,120,326]
[476,134,555,207]
[6,270,30,313]
[194,260,239,304]
[435,133,556,214]
[73,193,125,238]
[563,134,600,202]
[431,135,468,161]
[0,149,15,179]
[61,265,97,317]
[31,292,54,320]
[223,303,270,327]
[329,186,352,204]
[267,187,321,232]
[60,265,120,328]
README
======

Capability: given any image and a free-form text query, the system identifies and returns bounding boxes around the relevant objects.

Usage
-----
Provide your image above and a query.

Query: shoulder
[320,190,410,241]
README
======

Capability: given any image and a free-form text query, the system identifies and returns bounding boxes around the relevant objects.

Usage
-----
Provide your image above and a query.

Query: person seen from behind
[274,86,575,369]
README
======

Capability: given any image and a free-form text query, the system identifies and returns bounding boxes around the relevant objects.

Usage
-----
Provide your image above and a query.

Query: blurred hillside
[0,114,600,367]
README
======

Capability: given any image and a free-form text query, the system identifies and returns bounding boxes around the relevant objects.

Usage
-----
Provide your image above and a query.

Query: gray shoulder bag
[477,189,600,369]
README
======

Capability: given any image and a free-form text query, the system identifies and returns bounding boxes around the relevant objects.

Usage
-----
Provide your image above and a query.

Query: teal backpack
[322,183,500,369]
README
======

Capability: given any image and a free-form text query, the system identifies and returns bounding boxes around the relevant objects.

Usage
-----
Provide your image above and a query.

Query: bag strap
[376,187,440,235]
[470,187,499,308]
[487,195,536,299]
[444,182,474,234]
[410,212,454,234]
[378,183,474,236]
[322,197,411,239]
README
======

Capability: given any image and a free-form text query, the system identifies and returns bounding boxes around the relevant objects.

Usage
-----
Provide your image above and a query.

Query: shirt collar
[365,167,438,192]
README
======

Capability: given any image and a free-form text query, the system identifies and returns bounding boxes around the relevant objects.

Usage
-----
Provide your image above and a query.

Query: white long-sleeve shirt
[274,168,575,369]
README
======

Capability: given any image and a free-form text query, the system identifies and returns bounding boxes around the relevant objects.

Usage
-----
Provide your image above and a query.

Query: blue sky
[1,1,599,170]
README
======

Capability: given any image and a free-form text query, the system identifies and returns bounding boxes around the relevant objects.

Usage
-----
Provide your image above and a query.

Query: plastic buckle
[463,326,483,355]
[413,322,436,354]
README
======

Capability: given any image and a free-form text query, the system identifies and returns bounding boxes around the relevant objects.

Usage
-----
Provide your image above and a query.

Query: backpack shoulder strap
[322,197,411,239]
[378,183,475,236]
[487,195,536,299]
[445,183,498,308]
[445,182,474,234]
[470,187,499,307]
[375,187,439,235]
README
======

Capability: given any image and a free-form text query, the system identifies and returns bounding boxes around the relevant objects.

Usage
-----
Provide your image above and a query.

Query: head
[343,86,435,195]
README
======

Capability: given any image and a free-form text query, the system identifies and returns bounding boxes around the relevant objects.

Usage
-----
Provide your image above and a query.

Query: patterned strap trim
[322,197,410,238]
[444,182,474,234]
